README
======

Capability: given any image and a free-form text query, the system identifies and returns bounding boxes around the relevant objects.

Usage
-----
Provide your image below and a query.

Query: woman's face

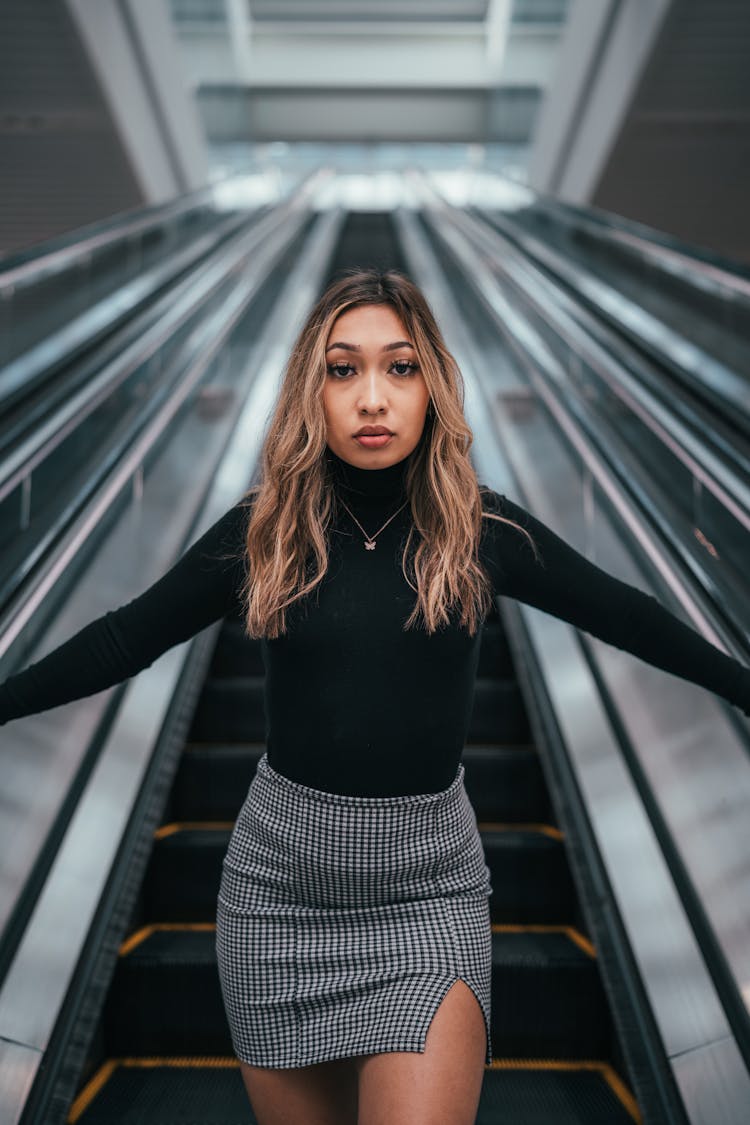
[322,303,432,470]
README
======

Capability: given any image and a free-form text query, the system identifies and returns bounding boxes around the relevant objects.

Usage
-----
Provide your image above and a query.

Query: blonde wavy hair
[235,269,536,639]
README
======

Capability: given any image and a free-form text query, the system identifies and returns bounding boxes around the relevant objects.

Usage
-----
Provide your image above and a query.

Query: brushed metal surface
[0,1039,40,1125]
[672,1036,750,1125]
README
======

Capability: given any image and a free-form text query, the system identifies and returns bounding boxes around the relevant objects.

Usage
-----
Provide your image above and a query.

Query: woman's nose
[357,371,388,411]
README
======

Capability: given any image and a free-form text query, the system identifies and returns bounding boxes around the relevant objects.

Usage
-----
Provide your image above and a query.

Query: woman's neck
[326,445,410,501]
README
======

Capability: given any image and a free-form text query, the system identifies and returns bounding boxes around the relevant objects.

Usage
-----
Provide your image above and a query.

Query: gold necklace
[337,496,410,550]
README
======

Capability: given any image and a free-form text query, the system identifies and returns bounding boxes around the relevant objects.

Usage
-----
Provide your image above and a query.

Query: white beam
[64,0,208,198]
[527,0,673,200]
[226,0,254,82]
[485,0,512,78]
[176,24,559,88]
[245,20,487,36]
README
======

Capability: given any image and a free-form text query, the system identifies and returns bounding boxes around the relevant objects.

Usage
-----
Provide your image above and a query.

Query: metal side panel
[516,601,750,1125]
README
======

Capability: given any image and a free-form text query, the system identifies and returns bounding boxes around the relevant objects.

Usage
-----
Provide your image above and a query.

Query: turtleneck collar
[326,445,410,500]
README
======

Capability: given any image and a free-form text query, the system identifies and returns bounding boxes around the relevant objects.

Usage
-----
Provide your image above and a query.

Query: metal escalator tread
[68,1057,639,1123]
[480,1063,640,1123]
[67,1060,246,1124]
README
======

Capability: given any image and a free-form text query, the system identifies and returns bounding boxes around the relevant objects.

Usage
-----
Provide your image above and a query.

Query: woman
[1,269,748,1125]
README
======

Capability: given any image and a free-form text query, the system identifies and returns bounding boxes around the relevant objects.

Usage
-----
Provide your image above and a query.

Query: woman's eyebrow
[325,340,415,353]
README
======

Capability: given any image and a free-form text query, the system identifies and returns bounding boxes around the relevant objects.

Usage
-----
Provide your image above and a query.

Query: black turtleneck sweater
[1,448,748,795]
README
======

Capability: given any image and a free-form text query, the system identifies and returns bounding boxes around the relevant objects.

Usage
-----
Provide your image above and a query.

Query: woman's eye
[327,363,354,378]
[391,361,418,377]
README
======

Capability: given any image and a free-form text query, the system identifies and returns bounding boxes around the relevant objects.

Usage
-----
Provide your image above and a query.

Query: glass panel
[1,208,231,368]
[0,223,311,614]
[511,0,570,24]
[168,0,228,24]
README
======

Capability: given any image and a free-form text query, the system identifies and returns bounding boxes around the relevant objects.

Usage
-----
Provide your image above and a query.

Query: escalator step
[470,680,531,743]
[171,743,549,822]
[170,744,264,820]
[144,827,231,922]
[477,1062,640,1123]
[489,929,608,1058]
[68,1060,246,1124]
[464,745,551,822]
[105,927,606,1058]
[207,621,264,678]
[144,825,575,925]
[477,617,515,679]
[106,928,230,1055]
[68,1057,639,1124]
[482,829,575,923]
[187,677,267,742]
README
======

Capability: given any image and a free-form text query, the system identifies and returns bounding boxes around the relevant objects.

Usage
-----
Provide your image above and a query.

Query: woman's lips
[354,433,393,448]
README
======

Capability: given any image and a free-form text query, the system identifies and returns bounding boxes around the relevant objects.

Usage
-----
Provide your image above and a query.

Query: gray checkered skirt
[215,752,493,1069]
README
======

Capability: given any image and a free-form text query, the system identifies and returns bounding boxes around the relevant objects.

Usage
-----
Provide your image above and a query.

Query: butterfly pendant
[365,540,376,550]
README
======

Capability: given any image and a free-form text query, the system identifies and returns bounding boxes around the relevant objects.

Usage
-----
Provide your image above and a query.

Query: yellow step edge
[119,921,595,959]
[68,1056,640,1124]
[479,821,564,840]
[488,1059,641,1122]
[67,1060,118,1123]
[491,923,596,959]
[67,1058,238,1122]
[119,923,216,956]
[155,819,563,841]
[154,821,234,839]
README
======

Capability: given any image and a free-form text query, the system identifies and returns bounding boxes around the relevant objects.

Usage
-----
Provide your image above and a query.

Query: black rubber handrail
[0,163,274,291]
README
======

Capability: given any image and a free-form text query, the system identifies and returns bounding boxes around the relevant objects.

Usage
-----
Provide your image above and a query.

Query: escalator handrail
[532,196,750,304]
[419,195,750,666]
[468,206,750,513]
[467,204,750,423]
[498,168,750,302]
[0,164,284,292]
[0,208,261,415]
[0,171,319,415]
[0,197,319,665]
[428,194,750,537]
[0,181,317,509]
[0,187,216,291]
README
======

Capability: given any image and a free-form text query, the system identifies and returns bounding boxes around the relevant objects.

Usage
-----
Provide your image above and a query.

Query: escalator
[0,171,291,373]
[0,182,320,682]
[65,598,641,1124]
[5,201,747,1124]
[470,181,750,387]
[53,202,650,1115]
[410,191,750,655]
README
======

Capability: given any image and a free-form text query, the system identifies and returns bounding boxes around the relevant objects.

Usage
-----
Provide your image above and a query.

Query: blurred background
[1,3,749,1125]
[2,0,749,260]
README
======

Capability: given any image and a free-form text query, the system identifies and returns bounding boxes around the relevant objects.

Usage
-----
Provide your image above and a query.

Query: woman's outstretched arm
[0,498,251,726]
[480,488,750,717]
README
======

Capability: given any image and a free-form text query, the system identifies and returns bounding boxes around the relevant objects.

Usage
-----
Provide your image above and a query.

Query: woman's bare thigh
[238,1055,359,1125]
[355,979,486,1125]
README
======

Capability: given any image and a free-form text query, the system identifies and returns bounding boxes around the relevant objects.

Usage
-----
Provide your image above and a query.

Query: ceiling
[169,0,569,26]
[166,0,571,148]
